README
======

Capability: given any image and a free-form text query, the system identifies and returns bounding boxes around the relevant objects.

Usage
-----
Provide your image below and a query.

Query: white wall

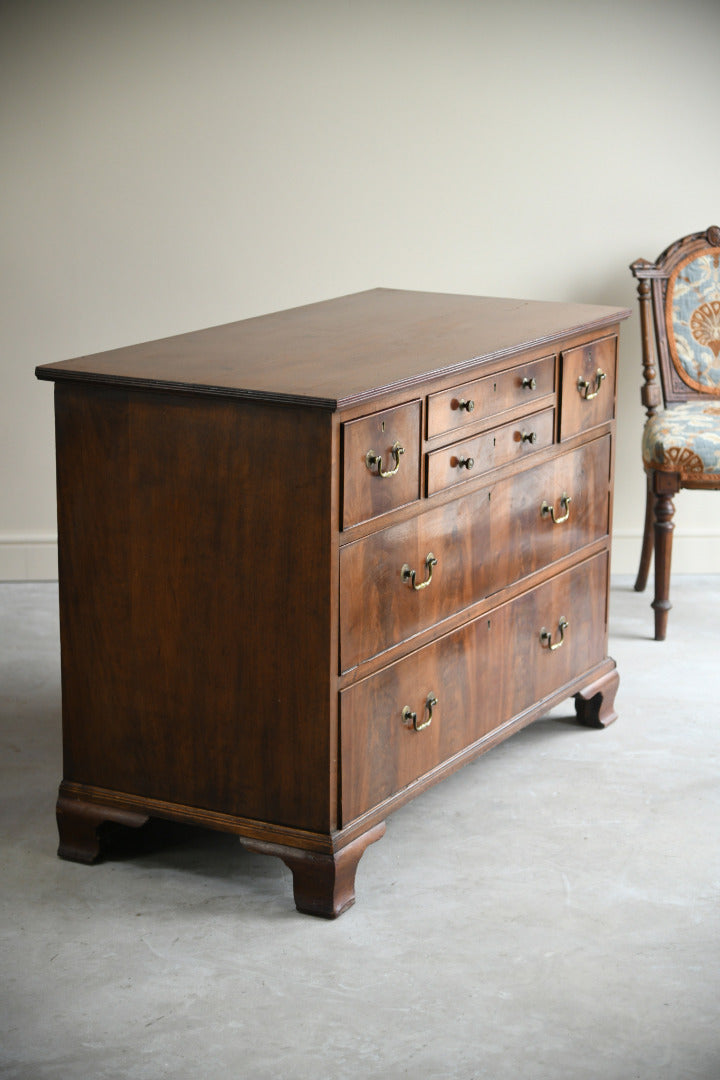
[2,0,720,579]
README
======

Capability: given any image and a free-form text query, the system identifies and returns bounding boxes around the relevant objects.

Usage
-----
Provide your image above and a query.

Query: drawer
[426,407,554,495]
[339,435,611,671]
[559,335,617,441]
[427,354,555,438]
[342,401,421,529]
[340,552,608,823]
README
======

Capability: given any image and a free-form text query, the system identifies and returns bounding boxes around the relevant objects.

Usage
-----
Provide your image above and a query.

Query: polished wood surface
[426,407,555,495]
[340,435,611,671]
[342,400,421,528]
[37,288,627,408]
[559,334,618,441]
[341,553,608,823]
[426,354,555,438]
[37,289,629,916]
[54,383,334,832]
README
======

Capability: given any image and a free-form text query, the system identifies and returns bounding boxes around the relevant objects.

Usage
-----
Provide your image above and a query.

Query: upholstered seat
[630,225,720,639]
[642,401,720,481]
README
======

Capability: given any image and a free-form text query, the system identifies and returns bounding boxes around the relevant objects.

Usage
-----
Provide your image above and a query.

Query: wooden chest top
[36,288,630,409]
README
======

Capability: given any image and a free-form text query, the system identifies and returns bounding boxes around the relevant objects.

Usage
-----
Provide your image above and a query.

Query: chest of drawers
[36,289,630,918]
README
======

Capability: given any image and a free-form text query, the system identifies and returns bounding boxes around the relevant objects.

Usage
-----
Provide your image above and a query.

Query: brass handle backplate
[401,552,438,591]
[540,616,569,651]
[541,493,572,525]
[402,693,438,732]
[577,369,606,400]
[366,441,405,478]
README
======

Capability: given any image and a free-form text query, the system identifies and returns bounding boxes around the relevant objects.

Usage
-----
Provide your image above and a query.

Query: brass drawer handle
[577,369,606,400]
[458,398,475,412]
[402,693,438,732]
[521,430,537,444]
[456,456,475,470]
[366,441,405,478]
[541,493,572,525]
[540,616,568,651]
[401,552,438,591]
[522,376,537,390]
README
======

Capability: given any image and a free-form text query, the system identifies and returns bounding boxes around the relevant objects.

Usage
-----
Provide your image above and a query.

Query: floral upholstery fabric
[643,401,720,483]
[668,251,720,392]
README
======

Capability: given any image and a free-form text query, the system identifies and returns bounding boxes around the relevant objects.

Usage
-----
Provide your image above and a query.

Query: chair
[631,225,720,639]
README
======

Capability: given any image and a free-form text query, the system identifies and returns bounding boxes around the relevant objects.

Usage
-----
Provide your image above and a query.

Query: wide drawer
[342,401,421,529]
[560,335,617,441]
[340,435,610,670]
[340,552,608,824]
[426,407,554,495]
[427,354,555,439]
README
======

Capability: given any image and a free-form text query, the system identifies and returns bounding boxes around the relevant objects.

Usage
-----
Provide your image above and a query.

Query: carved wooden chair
[631,225,720,639]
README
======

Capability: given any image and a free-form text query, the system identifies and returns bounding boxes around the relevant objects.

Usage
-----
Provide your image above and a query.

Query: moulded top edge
[35,289,632,411]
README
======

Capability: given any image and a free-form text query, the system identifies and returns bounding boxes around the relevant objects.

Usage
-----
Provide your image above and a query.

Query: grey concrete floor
[1,578,719,1080]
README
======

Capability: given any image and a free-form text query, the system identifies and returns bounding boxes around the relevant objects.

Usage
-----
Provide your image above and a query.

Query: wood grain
[37,289,629,409]
[39,290,629,915]
[55,382,334,832]
[340,553,608,824]
[340,435,611,670]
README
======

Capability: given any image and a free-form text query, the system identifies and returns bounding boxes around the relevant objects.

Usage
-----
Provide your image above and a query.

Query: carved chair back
[631,226,720,415]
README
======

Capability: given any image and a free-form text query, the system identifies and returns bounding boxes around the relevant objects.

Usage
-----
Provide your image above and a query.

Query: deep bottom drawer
[340,551,608,824]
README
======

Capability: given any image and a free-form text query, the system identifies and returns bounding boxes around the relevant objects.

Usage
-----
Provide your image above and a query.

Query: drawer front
[426,407,554,495]
[427,354,555,439]
[340,552,608,823]
[342,401,421,529]
[560,335,617,441]
[340,435,611,671]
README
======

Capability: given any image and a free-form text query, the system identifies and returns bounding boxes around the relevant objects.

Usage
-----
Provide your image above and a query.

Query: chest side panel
[54,383,334,833]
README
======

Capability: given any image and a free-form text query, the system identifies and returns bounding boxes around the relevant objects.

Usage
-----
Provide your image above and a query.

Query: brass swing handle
[402,552,438,591]
[577,369,606,400]
[366,441,405,478]
[540,616,569,651]
[402,693,438,732]
[541,493,572,525]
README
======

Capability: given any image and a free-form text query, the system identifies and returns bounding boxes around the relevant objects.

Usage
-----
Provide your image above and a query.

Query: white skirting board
[611,531,720,576]
[0,537,58,581]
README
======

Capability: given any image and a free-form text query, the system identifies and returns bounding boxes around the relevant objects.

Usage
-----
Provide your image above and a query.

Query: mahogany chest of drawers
[36,289,630,917]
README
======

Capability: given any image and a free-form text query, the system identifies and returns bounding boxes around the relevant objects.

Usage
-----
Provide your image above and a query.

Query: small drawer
[427,354,555,438]
[339,435,610,671]
[340,552,608,824]
[560,335,617,441]
[426,407,554,495]
[342,401,421,529]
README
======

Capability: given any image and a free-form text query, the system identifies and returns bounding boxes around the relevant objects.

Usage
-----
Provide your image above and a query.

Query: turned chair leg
[634,473,653,593]
[652,489,675,640]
